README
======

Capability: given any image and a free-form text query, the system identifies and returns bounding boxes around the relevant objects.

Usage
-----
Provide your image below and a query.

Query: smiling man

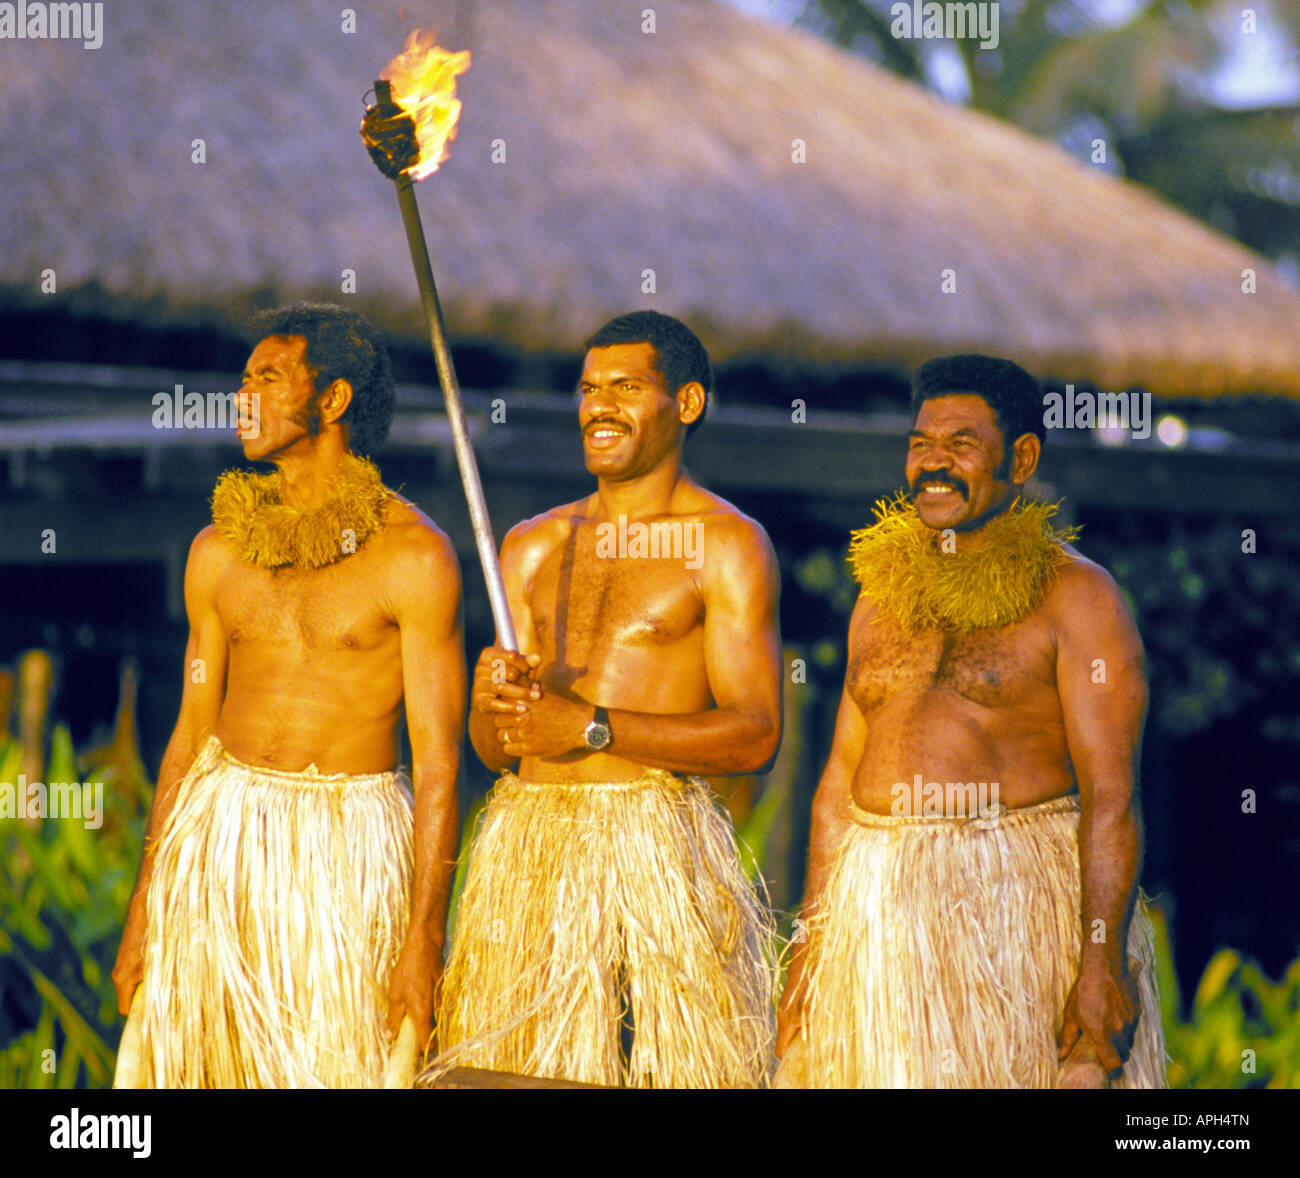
[775,353,1165,1089]
[111,303,464,1087]
[429,310,780,1088]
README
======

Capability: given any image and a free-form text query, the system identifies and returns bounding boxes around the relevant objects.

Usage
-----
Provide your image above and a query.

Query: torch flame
[380,30,471,181]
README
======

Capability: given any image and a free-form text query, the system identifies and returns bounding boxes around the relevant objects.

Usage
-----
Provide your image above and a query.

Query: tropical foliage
[794,0,1300,267]
[1151,907,1300,1088]
[0,726,147,1088]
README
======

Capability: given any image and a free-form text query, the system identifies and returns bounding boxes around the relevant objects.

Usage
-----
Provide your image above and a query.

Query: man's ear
[678,381,706,428]
[1010,432,1041,485]
[318,378,354,426]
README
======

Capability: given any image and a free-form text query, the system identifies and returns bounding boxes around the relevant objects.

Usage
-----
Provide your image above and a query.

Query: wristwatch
[583,706,612,752]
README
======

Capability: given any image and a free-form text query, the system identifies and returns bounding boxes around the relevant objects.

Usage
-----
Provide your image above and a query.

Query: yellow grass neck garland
[847,493,1079,633]
[211,454,391,570]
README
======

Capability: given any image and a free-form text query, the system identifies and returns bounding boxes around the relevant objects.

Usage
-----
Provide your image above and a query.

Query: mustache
[909,470,969,498]
[584,416,629,435]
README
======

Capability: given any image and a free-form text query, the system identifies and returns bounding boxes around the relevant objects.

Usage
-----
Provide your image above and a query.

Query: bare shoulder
[848,588,886,632]
[500,498,588,578]
[1047,545,1125,606]
[842,591,893,670]
[680,487,778,599]
[682,484,775,561]
[376,493,460,582]
[1044,544,1139,635]
[187,524,240,584]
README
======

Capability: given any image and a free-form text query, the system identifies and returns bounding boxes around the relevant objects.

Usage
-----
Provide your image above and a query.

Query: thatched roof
[1,0,1296,396]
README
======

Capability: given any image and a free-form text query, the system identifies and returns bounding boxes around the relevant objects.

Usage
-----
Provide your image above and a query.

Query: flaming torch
[361,32,518,653]
[359,32,516,1089]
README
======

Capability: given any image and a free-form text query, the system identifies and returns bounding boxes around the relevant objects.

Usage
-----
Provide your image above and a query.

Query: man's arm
[775,596,871,1056]
[1053,559,1148,1075]
[111,527,230,1015]
[384,524,466,1045]
[497,515,783,776]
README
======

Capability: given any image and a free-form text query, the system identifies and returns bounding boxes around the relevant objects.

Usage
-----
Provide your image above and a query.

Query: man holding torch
[432,311,782,1088]
[111,303,465,1087]
[357,37,775,1086]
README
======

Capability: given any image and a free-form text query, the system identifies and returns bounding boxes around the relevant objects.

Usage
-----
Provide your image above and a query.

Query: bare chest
[218,562,394,653]
[848,607,1054,713]
[529,524,704,673]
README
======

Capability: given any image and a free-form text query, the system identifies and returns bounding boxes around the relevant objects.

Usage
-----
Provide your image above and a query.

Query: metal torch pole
[376,85,517,652]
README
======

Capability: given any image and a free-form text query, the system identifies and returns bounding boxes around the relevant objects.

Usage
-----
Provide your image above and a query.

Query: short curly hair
[585,311,713,440]
[248,303,396,457]
[910,354,1044,477]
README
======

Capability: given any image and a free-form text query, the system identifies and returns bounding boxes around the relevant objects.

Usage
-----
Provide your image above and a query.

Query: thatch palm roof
[0,0,1296,396]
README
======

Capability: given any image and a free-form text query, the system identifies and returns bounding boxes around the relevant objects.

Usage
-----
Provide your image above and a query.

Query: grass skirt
[800,796,1165,1088]
[131,737,413,1087]
[427,770,776,1088]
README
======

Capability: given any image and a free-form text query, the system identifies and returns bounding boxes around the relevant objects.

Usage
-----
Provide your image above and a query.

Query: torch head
[361,80,420,181]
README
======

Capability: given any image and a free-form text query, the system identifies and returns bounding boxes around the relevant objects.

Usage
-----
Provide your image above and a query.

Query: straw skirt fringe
[428,771,776,1088]
[801,797,1165,1088]
[135,737,413,1088]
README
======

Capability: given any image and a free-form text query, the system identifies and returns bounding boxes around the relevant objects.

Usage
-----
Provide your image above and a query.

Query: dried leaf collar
[211,454,391,570]
[847,494,1080,633]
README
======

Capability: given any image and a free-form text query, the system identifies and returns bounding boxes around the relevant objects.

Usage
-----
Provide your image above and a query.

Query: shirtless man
[111,303,465,1088]
[431,310,782,1088]
[775,354,1164,1088]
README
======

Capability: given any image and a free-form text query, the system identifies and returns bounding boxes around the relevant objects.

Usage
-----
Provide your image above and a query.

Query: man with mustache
[429,310,781,1088]
[775,354,1165,1088]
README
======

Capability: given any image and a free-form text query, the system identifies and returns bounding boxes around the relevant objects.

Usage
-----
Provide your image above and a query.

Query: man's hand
[472,647,540,715]
[111,897,148,1016]
[1058,959,1140,1078]
[495,690,594,759]
[472,639,596,761]
[386,927,442,1051]
[467,643,542,772]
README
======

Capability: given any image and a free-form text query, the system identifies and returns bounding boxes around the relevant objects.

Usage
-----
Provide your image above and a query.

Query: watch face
[585,722,611,751]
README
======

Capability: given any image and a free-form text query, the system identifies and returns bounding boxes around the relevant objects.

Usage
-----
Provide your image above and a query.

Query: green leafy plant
[1150,905,1300,1088]
[0,727,149,1089]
